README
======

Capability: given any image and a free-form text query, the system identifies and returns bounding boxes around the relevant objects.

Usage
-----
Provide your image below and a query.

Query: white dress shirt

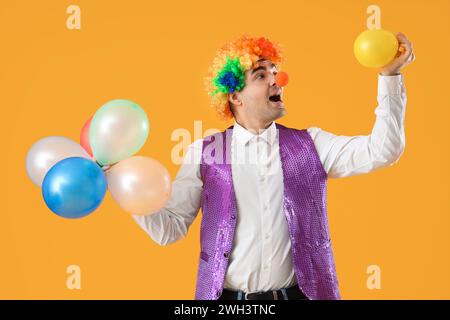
[133,74,406,293]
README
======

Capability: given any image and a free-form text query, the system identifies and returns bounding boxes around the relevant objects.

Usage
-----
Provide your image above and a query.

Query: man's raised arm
[307,32,414,179]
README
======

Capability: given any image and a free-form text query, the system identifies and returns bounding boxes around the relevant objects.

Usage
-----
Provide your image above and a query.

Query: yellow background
[1,0,449,299]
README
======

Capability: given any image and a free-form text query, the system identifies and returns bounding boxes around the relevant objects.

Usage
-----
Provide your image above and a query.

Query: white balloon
[26,136,91,187]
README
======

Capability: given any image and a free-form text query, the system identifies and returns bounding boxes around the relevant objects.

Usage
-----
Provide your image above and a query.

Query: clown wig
[204,34,285,120]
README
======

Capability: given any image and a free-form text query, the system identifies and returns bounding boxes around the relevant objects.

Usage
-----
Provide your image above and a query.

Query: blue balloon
[42,157,107,218]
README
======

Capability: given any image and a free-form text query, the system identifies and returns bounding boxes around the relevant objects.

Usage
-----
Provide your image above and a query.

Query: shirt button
[231,214,236,220]
[224,252,229,258]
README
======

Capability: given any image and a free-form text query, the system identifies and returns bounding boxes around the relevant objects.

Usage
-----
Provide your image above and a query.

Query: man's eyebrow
[251,62,276,75]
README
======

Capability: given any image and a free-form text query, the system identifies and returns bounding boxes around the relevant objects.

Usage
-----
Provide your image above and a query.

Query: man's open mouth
[269,94,282,102]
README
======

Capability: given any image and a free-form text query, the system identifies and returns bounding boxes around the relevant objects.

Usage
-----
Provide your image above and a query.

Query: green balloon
[90,99,149,165]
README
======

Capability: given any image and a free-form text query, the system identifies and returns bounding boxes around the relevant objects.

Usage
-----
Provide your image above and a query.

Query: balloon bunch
[26,99,172,219]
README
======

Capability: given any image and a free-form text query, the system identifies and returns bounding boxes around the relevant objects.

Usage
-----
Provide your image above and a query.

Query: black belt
[218,284,309,300]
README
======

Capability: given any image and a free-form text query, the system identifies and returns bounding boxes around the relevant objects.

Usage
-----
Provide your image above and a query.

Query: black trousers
[217,284,309,300]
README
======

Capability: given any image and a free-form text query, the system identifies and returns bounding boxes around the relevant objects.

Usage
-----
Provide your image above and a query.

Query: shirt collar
[232,120,277,146]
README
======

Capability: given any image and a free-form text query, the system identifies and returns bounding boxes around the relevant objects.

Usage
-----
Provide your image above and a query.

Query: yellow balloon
[353,29,398,68]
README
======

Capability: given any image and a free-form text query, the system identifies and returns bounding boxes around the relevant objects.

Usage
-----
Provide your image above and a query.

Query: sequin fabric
[196,123,340,300]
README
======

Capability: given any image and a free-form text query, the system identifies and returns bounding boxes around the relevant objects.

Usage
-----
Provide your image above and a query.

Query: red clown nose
[275,71,289,87]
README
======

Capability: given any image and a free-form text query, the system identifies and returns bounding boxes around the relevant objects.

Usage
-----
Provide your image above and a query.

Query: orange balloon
[105,156,172,215]
[275,71,289,87]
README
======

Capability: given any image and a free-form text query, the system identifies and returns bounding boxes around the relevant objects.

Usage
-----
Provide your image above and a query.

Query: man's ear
[228,92,242,108]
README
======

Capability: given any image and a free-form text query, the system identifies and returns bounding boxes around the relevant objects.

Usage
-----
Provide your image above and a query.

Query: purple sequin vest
[195,123,341,300]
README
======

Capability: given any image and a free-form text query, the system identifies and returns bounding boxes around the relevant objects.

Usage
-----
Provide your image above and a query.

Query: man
[133,34,414,300]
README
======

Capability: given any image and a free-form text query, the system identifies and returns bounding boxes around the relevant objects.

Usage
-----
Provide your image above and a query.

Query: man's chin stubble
[274,107,286,120]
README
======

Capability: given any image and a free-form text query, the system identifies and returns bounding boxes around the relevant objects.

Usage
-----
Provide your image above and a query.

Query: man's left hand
[380,32,415,76]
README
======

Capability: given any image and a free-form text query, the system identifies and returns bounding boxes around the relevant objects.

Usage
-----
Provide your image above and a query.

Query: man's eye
[256,74,265,79]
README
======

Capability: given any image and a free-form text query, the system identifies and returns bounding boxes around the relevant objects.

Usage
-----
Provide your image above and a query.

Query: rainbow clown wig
[204,35,285,120]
